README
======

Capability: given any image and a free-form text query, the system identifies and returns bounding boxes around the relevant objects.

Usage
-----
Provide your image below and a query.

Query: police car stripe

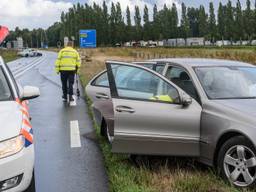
[16,99,33,147]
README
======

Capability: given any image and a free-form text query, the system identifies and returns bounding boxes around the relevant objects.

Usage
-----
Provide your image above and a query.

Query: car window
[166,66,199,101]
[195,66,256,99]
[156,64,165,74]
[92,63,165,87]
[141,63,154,70]
[92,71,109,87]
[0,68,12,101]
[5,64,19,96]
[111,64,180,103]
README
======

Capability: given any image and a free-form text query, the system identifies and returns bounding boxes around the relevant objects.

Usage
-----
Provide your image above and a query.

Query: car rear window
[0,67,12,101]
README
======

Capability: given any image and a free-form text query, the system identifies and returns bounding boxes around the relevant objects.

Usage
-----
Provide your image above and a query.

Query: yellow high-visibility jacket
[150,95,173,103]
[55,46,81,73]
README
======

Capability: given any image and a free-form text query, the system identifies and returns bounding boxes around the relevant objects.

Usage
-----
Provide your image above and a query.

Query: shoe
[69,95,74,102]
[62,95,67,102]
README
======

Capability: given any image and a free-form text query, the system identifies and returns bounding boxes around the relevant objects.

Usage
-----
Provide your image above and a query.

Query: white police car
[17,49,42,57]
[0,56,40,191]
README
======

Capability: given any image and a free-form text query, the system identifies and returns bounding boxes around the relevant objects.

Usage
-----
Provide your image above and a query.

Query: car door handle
[115,106,135,113]
[96,93,109,99]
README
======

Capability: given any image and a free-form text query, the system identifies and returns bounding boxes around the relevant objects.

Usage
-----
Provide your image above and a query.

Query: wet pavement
[8,51,108,192]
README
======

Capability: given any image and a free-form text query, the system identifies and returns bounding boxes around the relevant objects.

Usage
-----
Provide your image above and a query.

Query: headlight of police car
[0,136,24,159]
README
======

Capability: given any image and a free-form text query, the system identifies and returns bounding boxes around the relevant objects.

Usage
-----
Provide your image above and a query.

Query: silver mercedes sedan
[86,58,256,188]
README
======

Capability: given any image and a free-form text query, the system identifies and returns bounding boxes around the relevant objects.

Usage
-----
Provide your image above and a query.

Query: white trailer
[216,40,231,47]
[186,37,204,46]
[157,41,164,47]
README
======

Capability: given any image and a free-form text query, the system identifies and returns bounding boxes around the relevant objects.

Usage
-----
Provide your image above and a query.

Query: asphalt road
[8,51,108,192]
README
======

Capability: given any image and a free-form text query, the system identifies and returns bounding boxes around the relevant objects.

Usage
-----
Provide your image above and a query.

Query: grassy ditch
[79,47,255,192]
[0,49,18,62]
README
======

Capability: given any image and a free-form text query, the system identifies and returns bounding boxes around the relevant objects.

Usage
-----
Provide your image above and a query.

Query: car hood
[214,99,256,116]
[0,101,22,142]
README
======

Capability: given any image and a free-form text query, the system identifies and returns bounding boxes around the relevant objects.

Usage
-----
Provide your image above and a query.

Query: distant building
[17,37,23,49]
[241,41,250,45]
[204,41,212,46]
[186,37,204,46]
[147,40,157,47]
[164,39,176,47]
[233,41,241,46]
[124,42,132,47]
[216,40,231,47]
[12,40,18,49]
[132,41,140,47]
[251,40,256,46]
[157,41,164,47]
[6,42,11,49]
[164,38,186,47]
[139,40,147,47]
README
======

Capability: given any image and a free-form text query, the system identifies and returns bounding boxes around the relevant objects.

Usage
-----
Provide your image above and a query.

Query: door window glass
[92,71,109,87]
[5,64,19,95]
[140,63,154,70]
[155,64,165,74]
[111,64,180,103]
[0,68,12,101]
[166,66,198,101]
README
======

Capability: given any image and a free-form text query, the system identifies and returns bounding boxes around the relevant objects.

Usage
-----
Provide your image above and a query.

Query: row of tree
[6,0,256,47]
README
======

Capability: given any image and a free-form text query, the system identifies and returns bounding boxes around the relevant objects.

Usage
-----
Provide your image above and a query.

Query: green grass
[80,47,255,192]
[0,49,18,62]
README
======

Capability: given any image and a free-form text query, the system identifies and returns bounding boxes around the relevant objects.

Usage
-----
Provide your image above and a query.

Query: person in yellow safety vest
[55,41,81,102]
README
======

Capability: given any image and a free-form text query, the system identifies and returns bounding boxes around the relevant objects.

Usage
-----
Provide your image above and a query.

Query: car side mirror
[181,93,192,107]
[20,86,40,101]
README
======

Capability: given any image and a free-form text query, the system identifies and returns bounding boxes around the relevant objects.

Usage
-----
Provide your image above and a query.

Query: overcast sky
[0,0,250,30]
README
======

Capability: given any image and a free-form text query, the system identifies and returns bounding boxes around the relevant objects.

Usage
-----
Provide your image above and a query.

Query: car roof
[150,58,254,68]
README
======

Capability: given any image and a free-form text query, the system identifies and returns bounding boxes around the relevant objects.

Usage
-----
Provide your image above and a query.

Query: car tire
[217,136,256,188]
[24,171,35,192]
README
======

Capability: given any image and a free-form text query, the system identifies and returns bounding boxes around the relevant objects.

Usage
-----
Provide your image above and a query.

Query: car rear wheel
[217,136,256,188]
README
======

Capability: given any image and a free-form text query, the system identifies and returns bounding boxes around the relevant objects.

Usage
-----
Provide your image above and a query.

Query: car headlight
[0,136,24,159]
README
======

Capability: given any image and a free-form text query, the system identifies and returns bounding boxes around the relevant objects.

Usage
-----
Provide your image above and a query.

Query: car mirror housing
[181,92,192,107]
[20,86,40,101]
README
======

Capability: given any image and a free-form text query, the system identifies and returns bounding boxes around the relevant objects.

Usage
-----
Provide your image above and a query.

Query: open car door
[132,61,157,71]
[0,26,9,44]
[106,61,202,156]
[132,61,166,75]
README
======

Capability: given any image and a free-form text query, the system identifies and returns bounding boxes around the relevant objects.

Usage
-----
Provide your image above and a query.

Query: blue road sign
[79,29,96,48]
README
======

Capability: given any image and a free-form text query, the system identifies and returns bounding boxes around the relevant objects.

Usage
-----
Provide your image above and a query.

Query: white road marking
[70,120,81,148]
[13,57,45,78]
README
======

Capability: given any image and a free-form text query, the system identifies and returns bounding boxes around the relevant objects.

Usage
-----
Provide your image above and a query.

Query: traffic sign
[79,30,96,48]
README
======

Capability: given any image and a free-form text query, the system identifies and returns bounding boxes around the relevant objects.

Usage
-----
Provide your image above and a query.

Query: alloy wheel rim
[224,145,256,187]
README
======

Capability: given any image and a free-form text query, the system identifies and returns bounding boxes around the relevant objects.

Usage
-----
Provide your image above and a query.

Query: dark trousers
[60,71,75,97]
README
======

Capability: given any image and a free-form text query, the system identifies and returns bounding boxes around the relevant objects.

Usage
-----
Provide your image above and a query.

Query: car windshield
[0,68,12,101]
[195,66,256,99]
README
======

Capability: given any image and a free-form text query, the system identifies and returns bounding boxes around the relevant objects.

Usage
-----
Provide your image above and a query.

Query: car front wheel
[103,123,114,144]
[217,136,256,188]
